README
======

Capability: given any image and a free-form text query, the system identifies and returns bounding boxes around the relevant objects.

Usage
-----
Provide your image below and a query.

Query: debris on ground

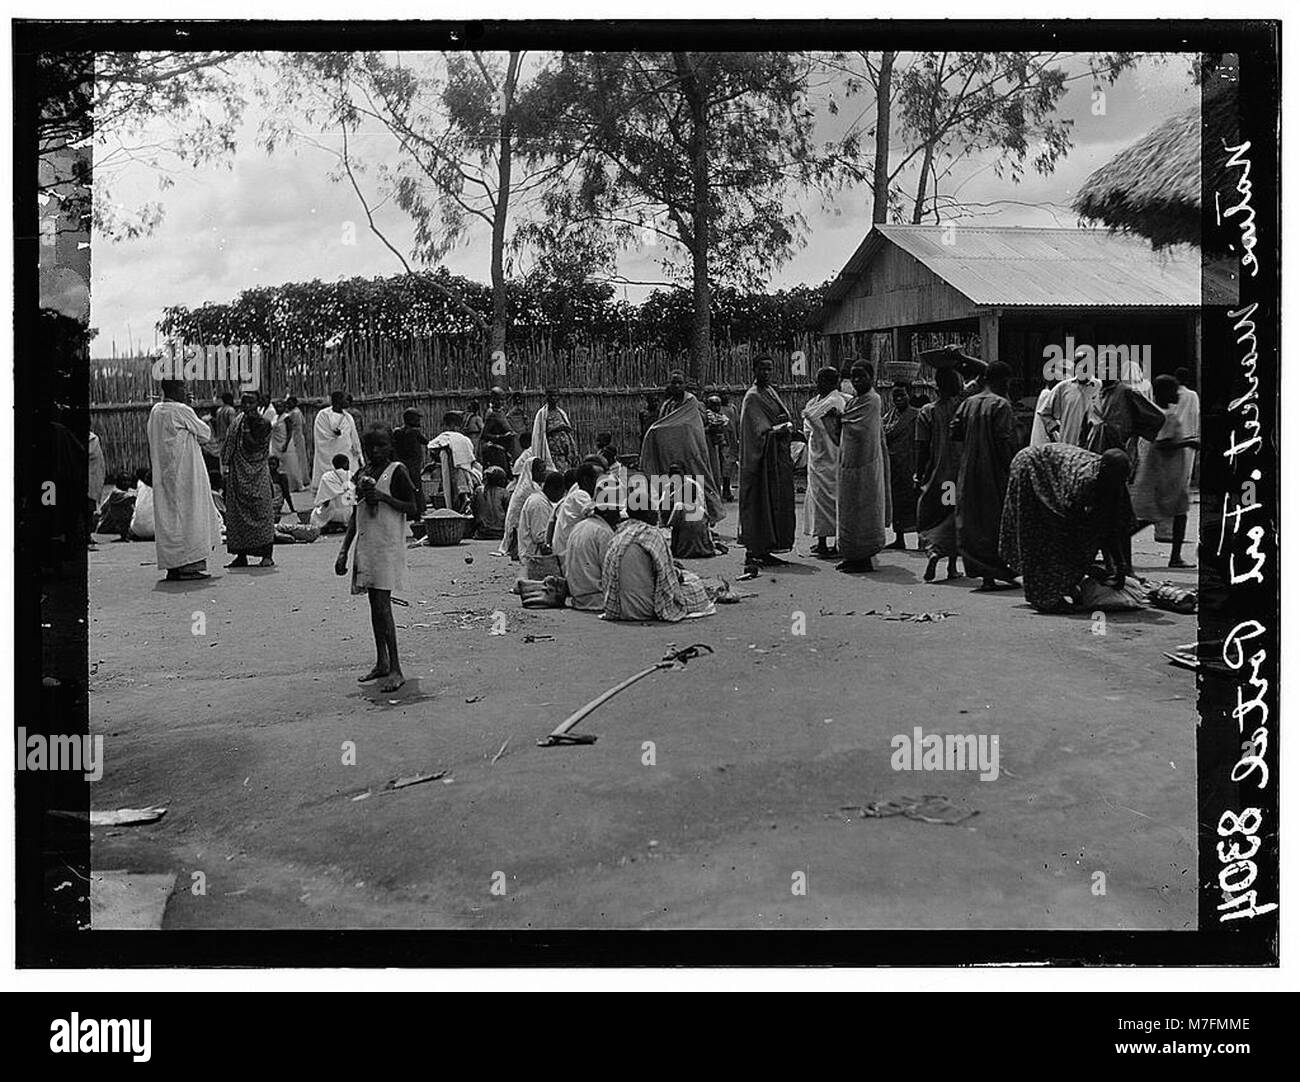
[383,770,448,792]
[522,633,554,643]
[819,607,958,622]
[834,794,978,826]
[490,737,511,764]
[51,806,168,827]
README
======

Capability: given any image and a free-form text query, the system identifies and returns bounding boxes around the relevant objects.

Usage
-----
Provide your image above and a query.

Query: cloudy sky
[89,50,1197,357]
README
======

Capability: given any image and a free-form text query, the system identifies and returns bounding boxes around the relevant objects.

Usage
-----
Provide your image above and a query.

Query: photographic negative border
[13,17,1280,967]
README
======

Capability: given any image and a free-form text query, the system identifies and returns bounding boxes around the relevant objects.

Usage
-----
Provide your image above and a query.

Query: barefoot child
[335,424,418,693]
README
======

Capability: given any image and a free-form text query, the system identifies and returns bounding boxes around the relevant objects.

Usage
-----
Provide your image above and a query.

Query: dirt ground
[88,493,1199,930]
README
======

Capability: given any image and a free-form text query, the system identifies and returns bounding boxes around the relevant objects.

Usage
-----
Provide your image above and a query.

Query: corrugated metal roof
[817,225,1200,323]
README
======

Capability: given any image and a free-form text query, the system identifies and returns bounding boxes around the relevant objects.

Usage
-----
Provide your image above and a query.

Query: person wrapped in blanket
[998,444,1133,613]
[310,453,357,533]
[599,473,719,622]
[94,472,138,541]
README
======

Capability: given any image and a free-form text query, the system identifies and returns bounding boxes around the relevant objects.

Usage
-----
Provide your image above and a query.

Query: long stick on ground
[538,643,713,747]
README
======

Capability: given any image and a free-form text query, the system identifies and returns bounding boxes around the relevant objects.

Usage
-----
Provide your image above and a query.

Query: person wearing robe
[950,361,1019,590]
[718,393,740,501]
[551,461,603,564]
[480,387,518,472]
[1038,358,1099,447]
[801,366,847,559]
[392,409,428,521]
[471,466,510,541]
[1029,363,1066,448]
[498,435,541,559]
[428,412,482,516]
[147,380,223,580]
[221,392,276,568]
[1000,445,1134,613]
[211,392,237,455]
[702,396,730,493]
[640,375,725,530]
[914,365,965,582]
[258,393,278,433]
[565,499,619,612]
[638,394,662,443]
[280,396,309,490]
[883,382,919,549]
[1130,374,1200,568]
[738,356,803,567]
[310,453,357,532]
[836,361,891,573]
[462,400,485,458]
[600,504,715,623]
[664,462,715,559]
[1084,377,1166,460]
[312,390,364,489]
[531,388,578,473]
[519,471,565,562]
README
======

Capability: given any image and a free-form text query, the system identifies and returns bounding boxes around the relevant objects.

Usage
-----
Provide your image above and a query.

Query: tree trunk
[677,53,710,389]
[911,142,934,224]
[871,51,894,225]
[488,53,520,387]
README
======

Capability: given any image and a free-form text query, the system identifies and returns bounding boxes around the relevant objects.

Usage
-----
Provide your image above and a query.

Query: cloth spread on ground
[147,400,223,569]
[639,394,725,525]
[837,389,892,560]
[737,384,797,555]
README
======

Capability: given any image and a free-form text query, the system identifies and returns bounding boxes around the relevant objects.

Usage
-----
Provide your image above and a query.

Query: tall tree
[822,51,1136,224]
[531,51,836,386]
[263,51,567,376]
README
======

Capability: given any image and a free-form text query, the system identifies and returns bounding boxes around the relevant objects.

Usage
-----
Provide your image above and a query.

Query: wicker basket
[882,359,922,384]
[422,511,469,546]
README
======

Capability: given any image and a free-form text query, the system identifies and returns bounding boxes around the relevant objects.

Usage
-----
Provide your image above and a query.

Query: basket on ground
[422,509,470,546]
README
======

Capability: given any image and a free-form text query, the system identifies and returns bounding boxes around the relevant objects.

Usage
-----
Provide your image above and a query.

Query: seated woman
[664,460,715,558]
[999,444,1133,613]
[600,483,716,622]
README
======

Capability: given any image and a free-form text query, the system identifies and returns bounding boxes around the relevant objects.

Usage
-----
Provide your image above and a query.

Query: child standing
[335,424,417,693]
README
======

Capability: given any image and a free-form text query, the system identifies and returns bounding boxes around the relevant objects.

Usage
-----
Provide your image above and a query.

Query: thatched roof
[1074,90,1238,253]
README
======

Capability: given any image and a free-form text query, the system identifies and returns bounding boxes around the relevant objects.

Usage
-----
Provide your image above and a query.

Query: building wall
[819,243,976,335]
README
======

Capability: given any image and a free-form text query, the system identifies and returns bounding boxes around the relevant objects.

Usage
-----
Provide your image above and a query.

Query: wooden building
[809,224,1201,397]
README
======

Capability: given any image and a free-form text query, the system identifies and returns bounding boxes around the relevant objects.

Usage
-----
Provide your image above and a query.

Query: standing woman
[1130,374,1199,568]
[221,392,277,568]
[800,366,847,558]
[914,365,965,581]
[532,387,578,474]
[738,355,803,568]
[883,382,919,550]
[282,396,309,491]
[835,361,891,573]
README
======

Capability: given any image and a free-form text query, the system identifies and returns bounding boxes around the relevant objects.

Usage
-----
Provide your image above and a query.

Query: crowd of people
[95,348,1197,689]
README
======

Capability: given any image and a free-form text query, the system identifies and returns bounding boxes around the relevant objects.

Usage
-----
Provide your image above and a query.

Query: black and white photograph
[9,4,1285,1014]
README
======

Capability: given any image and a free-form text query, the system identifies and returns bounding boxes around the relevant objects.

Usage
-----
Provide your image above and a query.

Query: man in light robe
[147,380,223,580]
[311,389,364,489]
[428,411,482,516]
[1038,351,1099,446]
[801,366,847,558]
[738,356,803,568]
[310,453,357,532]
[835,361,891,573]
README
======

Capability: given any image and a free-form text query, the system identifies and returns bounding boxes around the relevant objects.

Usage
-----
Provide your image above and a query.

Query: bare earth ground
[89,495,1199,930]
